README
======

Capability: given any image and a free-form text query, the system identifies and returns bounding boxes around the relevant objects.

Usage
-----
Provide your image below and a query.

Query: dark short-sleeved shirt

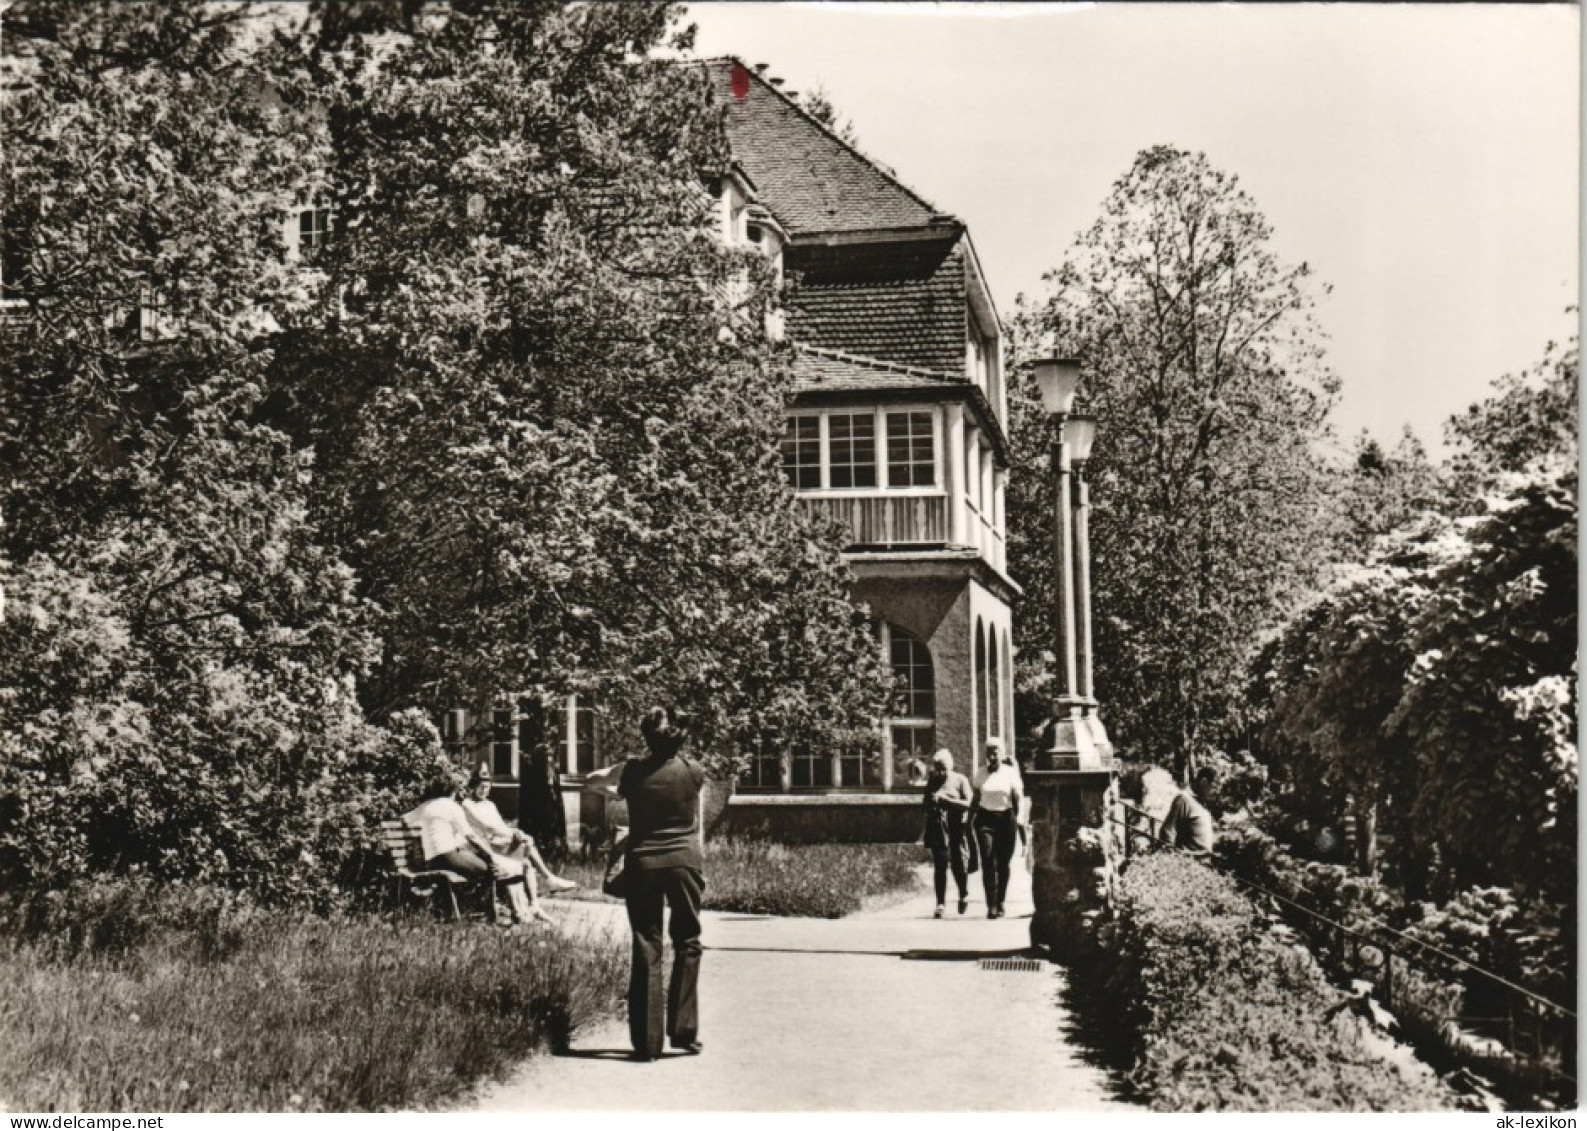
[619,755,706,872]
[1164,790,1214,853]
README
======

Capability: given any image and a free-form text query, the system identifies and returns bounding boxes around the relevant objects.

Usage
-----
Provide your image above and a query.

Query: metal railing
[1107,808,1576,1101]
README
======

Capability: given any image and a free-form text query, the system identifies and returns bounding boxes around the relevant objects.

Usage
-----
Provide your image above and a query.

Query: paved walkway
[472,856,1136,1112]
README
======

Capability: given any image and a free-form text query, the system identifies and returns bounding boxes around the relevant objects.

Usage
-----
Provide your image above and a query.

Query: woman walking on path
[584,706,706,1061]
[923,748,974,918]
[972,741,1024,919]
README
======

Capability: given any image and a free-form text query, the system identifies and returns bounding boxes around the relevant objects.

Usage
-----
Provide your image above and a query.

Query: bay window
[781,407,941,492]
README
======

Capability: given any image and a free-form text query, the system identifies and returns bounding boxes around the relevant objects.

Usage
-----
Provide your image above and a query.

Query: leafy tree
[279,1,889,769]
[1010,146,1339,778]
[1256,334,1578,900]
[1339,429,1445,556]
[1446,323,1579,494]
[800,85,860,147]
[2,0,891,898]
[0,1,445,900]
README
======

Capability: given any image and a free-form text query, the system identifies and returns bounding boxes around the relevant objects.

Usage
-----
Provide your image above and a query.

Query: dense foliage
[1220,822,1575,1106]
[1009,146,1339,775]
[1097,853,1453,1111]
[1253,336,1578,902]
[0,877,626,1111]
[0,2,889,898]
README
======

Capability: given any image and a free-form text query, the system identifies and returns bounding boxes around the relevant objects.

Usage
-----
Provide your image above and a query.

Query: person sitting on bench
[403,772,539,924]
[461,766,578,897]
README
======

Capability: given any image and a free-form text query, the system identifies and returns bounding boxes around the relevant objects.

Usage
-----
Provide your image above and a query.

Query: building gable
[703,59,944,237]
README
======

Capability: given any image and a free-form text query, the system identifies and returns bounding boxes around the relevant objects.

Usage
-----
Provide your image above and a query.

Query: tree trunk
[516,700,569,860]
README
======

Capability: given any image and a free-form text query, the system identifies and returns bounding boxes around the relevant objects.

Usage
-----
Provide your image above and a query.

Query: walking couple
[923,743,1026,919]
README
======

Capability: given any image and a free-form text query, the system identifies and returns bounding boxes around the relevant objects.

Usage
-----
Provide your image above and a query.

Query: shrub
[0,878,627,1112]
[560,839,923,919]
[0,555,454,909]
[1098,853,1453,1111]
[1218,819,1576,1105]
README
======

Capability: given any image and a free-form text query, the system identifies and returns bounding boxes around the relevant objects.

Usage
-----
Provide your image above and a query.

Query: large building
[470,59,1018,844]
[708,60,1018,841]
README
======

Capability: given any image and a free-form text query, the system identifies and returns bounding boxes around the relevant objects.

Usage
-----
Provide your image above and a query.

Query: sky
[682,2,1580,456]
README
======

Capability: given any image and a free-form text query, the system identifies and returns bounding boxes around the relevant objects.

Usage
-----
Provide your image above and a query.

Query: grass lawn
[0,880,626,1112]
[559,838,924,918]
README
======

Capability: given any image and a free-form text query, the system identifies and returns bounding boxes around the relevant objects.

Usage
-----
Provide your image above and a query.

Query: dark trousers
[624,865,704,1057]
[929,823,969,904]
[974,810,1018,911]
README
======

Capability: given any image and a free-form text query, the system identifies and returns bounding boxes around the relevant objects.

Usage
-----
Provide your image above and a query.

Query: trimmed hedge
[1098,853,1454,1111]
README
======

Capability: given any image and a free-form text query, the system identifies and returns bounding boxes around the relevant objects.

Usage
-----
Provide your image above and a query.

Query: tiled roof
[700,58,947,236]
[791,345,959,393]
[787,237,968,376]
[790,346,1011,465]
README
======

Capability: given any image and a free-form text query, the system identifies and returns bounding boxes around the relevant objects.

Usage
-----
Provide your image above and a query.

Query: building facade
[457,59,1018,845]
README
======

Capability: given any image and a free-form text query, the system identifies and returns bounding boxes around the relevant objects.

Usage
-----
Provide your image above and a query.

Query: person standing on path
[971,741,1024,919]
[584,706,706,1061]
[923,748,974,918]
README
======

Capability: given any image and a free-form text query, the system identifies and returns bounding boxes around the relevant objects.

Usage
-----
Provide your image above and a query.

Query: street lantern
[1033,358,1083,417]
[1063,413,1098,465]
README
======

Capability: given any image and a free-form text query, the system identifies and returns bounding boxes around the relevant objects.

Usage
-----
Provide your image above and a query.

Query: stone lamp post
[1027,358,1117,959]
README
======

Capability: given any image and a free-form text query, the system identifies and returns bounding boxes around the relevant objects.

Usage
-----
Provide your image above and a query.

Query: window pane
[892,725,936,786]
[491,708,514,778]
[886,411,935,487]
[781,416,821,490]
[890,633,935,719]
[837,749,882,788]
[739,738,784,791]
[790,748,833,789]
[572,701,595,775]
[828,413,876,489]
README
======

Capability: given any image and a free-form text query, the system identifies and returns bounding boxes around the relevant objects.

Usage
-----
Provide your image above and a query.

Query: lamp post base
[1027,703,1119,961]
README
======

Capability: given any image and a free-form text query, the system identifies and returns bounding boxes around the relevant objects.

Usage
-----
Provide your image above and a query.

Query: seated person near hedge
[403,773,540,924]
[461,766,577,895]
[1119,764,1216,855]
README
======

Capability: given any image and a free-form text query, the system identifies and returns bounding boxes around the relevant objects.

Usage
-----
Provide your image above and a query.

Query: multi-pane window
[790,746,833,789]
[781,415,821,489]
[837,747,882,788]
[890,723,936,787]
[298,207,331,252]
[491,709,516,778]
[827,413,877,489]
[441,709,470,764]
[571,696,598,775]
[890,631,935,720]
[782,409,939,491]
[886,411,936,487]
[739,738,784,792]
[885,623,935,787]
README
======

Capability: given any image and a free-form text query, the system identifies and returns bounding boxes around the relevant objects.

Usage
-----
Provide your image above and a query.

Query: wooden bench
[380,818,494,922]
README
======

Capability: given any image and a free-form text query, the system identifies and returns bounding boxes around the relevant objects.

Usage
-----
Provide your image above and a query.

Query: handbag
[964,813,981,875]
[602,827,631,899]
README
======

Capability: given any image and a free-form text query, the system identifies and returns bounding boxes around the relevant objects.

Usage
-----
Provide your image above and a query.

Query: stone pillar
[1027,767,1119,961]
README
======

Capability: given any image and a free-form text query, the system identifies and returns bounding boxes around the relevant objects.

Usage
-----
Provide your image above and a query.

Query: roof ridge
[796,342,958,383]
[704,56,945,223]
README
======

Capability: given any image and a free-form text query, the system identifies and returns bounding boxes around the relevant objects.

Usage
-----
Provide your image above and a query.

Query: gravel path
[471,853,1137,1112]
